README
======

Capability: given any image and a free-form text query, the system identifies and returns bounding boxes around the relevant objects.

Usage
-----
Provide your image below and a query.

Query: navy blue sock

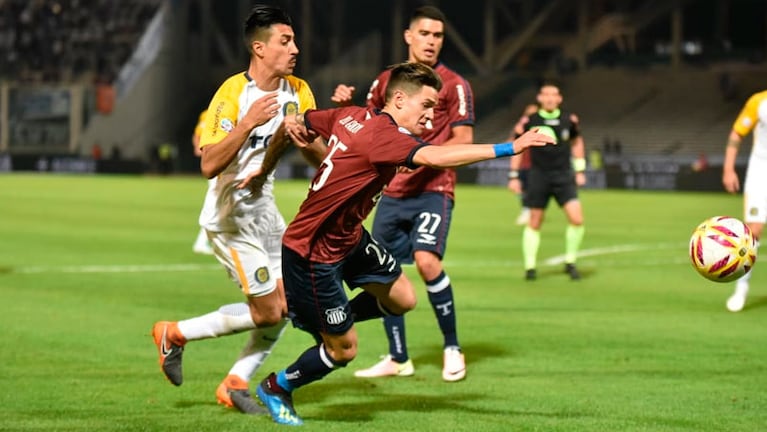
[350,291,391,322]
[426,271,459,348]
[383,314,409,363]
[278,344,346,391]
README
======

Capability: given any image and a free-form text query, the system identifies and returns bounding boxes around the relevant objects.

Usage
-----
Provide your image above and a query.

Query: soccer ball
[689,216,757,282]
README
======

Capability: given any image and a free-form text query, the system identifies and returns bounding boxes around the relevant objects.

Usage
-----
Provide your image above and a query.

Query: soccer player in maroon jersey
[250,62,553,426]
[332,5,475,383]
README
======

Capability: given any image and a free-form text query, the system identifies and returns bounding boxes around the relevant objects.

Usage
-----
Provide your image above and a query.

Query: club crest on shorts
[325,306,347,325]
[750,207,759,217]
[255,266,270,283]
[283,101,298,117]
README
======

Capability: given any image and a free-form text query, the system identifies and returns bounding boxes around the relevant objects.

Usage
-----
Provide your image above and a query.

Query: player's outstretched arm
[412,129,553,169]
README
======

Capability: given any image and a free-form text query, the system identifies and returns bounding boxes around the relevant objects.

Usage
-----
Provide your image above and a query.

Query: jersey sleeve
[732,93,762,137]
[194,110,207,138]
[365,71,388,110]
[569,113,581,138]
[200,76,245,147]
[444,76,475,127]
[304,108,338,139]
[288,76,317,112]
[368,127,425,168]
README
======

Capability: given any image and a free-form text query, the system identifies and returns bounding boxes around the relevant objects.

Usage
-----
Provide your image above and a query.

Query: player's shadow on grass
[742,295,767,312]
[303,383,589,423]
[410,342,508,371]
[536,266,594,280]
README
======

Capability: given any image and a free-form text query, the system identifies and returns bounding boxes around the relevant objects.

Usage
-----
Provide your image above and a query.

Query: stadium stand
[474,65,767,159]
[0,0,160,83]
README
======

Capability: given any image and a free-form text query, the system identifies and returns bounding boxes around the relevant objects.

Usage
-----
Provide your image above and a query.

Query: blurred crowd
[0,0,160,83]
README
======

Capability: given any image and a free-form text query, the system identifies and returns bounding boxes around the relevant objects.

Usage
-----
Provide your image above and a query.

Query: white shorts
[207,204,286,297]
[743,159,767,224]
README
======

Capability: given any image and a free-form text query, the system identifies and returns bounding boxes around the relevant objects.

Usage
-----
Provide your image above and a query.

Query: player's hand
[722,170,740,193]
[284,115,317,148]
[236,167,266,194]
[242,92,281,129]
[330,84,355,106]
[508,178,522,194]
[575,171,586,186]
[513,128,554,151]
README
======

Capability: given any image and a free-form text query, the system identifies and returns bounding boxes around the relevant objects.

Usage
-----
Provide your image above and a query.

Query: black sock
[282,343,347,390]
[383,314,409,362]
[349,291,392,322]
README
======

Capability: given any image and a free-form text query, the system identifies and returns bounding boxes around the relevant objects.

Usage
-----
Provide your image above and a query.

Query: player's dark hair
[243,4,292,53]
[538,78,562,92]
[409,5,446,25]
[384,62,443,102]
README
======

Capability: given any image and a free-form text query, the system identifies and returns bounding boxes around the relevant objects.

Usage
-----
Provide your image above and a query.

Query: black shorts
[523,168,578,209]
[371,192,453,264]
[282,229,402,336]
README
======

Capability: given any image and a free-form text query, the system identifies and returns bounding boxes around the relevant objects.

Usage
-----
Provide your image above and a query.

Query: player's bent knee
[324,333,358,364]
[251,312,283,328]
[331,346,357,364]
[247,298,284,327]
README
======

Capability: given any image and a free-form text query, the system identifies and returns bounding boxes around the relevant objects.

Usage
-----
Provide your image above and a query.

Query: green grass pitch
[1,173,765,431]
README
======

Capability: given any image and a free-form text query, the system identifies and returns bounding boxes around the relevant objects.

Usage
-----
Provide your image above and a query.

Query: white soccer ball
[689,216,757,283]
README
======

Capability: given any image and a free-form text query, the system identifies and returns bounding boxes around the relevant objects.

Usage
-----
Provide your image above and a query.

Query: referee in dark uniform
[508,80,586,281]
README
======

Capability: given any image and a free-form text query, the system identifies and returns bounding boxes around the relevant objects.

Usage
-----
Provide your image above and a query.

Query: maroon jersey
[365,62,475,199]
[282,106,429,263]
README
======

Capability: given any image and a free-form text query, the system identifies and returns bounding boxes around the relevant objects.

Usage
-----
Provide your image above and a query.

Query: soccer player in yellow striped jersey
[151,4,322,415]
[722,90,767,312]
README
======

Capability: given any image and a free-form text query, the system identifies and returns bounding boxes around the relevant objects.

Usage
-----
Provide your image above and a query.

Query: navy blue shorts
[282,229,402,336]
[371,192,453,264]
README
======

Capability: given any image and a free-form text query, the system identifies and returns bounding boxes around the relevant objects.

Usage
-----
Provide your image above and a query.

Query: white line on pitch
[543,242,685,266]
[12,263,221,274]
[7,242,686,274]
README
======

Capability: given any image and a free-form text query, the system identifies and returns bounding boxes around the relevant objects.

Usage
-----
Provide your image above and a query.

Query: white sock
[177,303,255,341]
[734,270,752,297]
[228,318,289,381]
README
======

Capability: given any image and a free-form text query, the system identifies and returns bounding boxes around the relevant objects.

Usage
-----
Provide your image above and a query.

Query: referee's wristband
[508,170,520,179]
[572,157,586,172]
[493,142,515,158]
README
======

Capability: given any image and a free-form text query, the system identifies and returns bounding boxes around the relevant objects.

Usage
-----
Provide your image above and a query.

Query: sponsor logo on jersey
[537,125,559,144]
[325,306,347,325]
[255,266,270,283]
[220,118,234,133]
[283,101,298,117]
